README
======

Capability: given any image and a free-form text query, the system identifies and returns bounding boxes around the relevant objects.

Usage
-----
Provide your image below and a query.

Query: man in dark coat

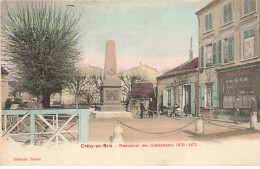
[140,100,146,119]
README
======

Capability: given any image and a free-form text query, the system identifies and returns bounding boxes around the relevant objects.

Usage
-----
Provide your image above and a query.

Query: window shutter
[244,0,249,14]
[244,29,255,39]
[163,89,167,107]
[200,46,204,68]
[213,81,218,108]
[244,30,249,39]
[227,37,234,62]
[200,84,205,108]
[209,13,212,30]
[171,89,174,106]
[249,29,255,37]
[205,14,208,31]
[224,4,228,24]
[228,3,232,22]
[217,41,222,64]
[190,83,196,115]
[250,0,256,12]
[212,43,217,66]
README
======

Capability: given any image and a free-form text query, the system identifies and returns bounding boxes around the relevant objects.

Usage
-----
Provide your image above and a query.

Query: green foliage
[2,1,81,95]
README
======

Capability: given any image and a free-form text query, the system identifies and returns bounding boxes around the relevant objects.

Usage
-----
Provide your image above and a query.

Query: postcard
[1,0,260,166]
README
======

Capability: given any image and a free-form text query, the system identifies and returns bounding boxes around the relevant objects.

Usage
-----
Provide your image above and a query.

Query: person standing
[233,96,240,124]
[140,100,146,119]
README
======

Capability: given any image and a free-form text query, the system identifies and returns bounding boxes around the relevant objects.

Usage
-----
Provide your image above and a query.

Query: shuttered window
[163,90,167,107]
[163,89,174,107]
[171,89,174,107]
[217,41,222,65]
[205,13,213,32]
[167,90,171,107]
[227,36,234,62]
[200,84,205,108]
[223,2,232,24]
[244,0,256,15]
[224,36,234,63]
[243,28,256,59]
[190,83,196,115]
[212,43,217,66]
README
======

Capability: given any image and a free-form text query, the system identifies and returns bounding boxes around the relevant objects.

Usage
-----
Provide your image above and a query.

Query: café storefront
[216,62,260,120]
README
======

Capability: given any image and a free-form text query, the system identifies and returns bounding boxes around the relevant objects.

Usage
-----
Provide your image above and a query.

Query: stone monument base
[98,104,125,112]
[91,111,132,119]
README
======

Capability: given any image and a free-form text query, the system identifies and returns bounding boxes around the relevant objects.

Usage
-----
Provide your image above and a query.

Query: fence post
[79,109,89,143]
[195,117,204,135]
[112,119,123,144]
[30,114,35,145]
[250,113,257,130]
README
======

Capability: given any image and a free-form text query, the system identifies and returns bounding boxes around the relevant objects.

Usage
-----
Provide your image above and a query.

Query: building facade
[157,58,199,116]
[196,0,260,120]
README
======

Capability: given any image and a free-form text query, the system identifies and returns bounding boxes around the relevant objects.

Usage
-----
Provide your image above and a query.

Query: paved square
[89,116,260,142]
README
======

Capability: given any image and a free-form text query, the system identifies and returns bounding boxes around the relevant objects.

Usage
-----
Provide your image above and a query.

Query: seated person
[172,104,180,117]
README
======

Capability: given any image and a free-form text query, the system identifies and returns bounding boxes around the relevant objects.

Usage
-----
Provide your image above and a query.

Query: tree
[67,71,103,107]
[2,1,81,108]
[80,75,103,105]
[67,71,87,108]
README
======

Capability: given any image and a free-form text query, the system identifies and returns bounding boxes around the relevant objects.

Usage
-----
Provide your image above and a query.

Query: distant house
[119,64,161,102]
[157,57,199,116]
[130,82,156,115]
[132,83,155,99]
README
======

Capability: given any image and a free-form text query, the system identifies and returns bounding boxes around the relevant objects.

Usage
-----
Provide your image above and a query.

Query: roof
[195,0,219,15]
[1,67,8,75]
[119,64,161,74]
[157,57,198,80]
[132,83,155,99]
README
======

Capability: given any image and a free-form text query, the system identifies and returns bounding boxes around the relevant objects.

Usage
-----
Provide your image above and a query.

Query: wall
[157,71,199,113]
[197,0,260,120]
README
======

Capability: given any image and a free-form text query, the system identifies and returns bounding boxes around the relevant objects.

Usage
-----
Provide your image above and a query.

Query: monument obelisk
[99,40,125,111]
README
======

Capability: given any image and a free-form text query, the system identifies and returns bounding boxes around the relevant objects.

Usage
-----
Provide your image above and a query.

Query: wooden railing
[2,109,89,146]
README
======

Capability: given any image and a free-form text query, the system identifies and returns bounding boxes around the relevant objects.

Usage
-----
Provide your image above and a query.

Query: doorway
[184,85,191,115]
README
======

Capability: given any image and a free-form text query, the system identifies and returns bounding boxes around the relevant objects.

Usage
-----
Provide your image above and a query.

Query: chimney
[189,37,193,60]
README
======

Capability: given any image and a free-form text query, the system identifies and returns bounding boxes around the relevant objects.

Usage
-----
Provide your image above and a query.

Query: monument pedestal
[91,111,132,119]
[99,103,125,111]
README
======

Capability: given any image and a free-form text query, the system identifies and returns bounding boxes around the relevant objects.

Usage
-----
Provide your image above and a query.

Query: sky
[73,0,211,72]
[1,0,211,73]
